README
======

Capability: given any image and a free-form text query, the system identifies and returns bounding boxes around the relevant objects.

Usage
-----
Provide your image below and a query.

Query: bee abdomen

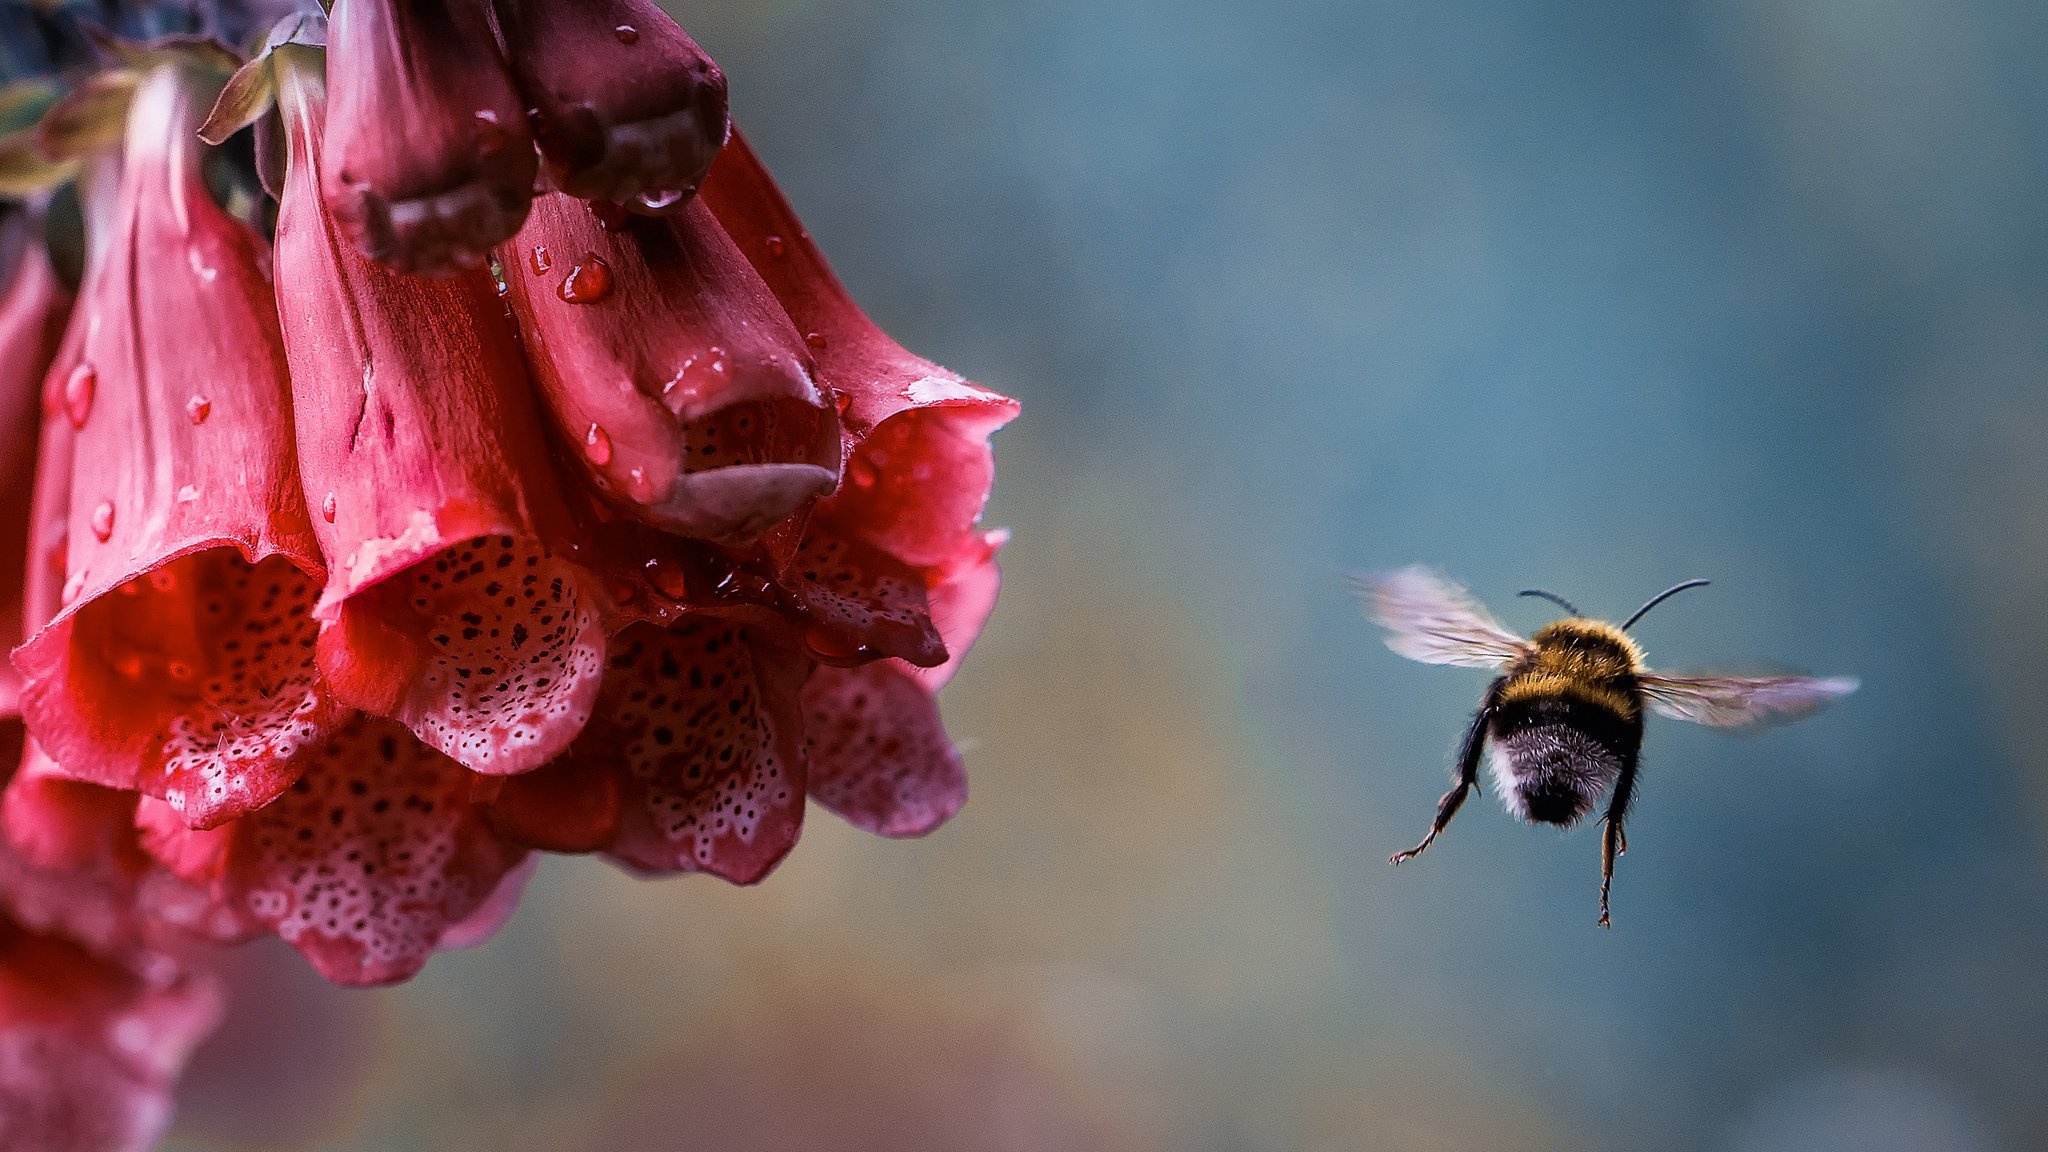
[1488,697,1641,827]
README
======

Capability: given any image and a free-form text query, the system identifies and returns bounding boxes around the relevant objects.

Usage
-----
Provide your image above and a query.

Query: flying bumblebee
[1355,566,1857,926]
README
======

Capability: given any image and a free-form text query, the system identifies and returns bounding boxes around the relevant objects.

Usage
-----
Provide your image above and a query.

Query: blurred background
[164,0,2048,1148]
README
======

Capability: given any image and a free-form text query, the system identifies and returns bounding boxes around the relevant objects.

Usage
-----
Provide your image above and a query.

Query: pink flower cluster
[0,3,1012,1145]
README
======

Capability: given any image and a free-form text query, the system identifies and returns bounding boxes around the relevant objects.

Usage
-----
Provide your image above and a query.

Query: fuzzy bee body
[1355,568,1857,927]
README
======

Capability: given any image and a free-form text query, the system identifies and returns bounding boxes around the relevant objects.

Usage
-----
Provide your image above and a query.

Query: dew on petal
[583,423,614,466]
[613,23,639,44]
[186,394,211,424]
[804,623,863,661]
[148,568,178,592]
[322,492,338,523]
[187,244,218,283]
[806,331,829,350]
[644,557,690,600]
[847,456,878,489]
[763,234,786,259]
[63,569,87,604]
[624,466,655,503]
[529,245,552,275]
[558,257,613,304]
[64,361,95,428]
[634,187,691,212]
[474,108,508,154]
[90,500,115,541]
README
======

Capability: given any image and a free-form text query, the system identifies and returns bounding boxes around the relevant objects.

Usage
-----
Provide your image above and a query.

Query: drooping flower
[321,0,536,275]
[0,906,220,1152]
[494,0,729,211]
[265,36,607,777]
[12,49,351,831]
[500,191,841,542]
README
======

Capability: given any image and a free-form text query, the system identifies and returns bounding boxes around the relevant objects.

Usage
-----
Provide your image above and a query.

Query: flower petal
[776,526,945,667]
[13,64,347,829]
[0,917,221,1152]
[496,0,728,209]
[503,192,841,542]
[0,221,71,723]
[911,528,1006,692]
[563,615,809,883]
[211,715,527,986]
[803,660,966,839]
[323,0,535,275]
[698,128,1019,447]
[275,60,607,776]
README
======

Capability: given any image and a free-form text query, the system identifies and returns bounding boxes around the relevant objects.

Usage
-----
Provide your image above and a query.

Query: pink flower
[322,0,537,275]
[0,211,71,725]
[269,38,608,777]
[494,0,729,209]
[501,191,842,542]
[13,55,350,831]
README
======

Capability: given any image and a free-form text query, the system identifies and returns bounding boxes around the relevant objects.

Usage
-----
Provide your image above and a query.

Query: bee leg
[1596,747,1641,928]
[1391,679,1502,866]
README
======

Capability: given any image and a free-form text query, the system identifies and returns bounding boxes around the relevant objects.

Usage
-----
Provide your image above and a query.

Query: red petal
[567,615,809,882]
[323,0,535,274]
[911,529,1006,692]
[276,64,607,776]
[213,716,528,986]
[803,662,966,838]
[698,129,1019,443]
[0,226,72,722]
[482,754,620,853]
[14,66,346,827]
[502,192,840,542]
[776,526,945,667]
[0,918,220,1152]
[496,0,729,208]
[817,406,999,568]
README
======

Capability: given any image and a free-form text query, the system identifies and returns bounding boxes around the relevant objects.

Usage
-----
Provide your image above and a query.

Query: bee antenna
[1621,579,1711,631]
[1518,589,1582,617]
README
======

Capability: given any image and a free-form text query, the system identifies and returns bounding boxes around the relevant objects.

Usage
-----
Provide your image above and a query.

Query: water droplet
[473,108,508,153]
[321,492,337,523]
[176,484,200,503]
[558,256,613,303]
[167,660,194,681]
[147,568,177,592]
[847,456,878,489]
[832,390,853,414]
[117,579,143,598]
[644,557,690,600]
[764,234,787,258]
[613,23,639,43]
[804,624,862,661]
[589,199,630,231]
[805,331,829,350]
[115,650,146,680]
[64,362,95,428]
[90,501,115,541]
[62,569,86,604]
[583,423,613,466]
[186,395,211,424]
[707,345,727,375]
[624,466,655,503]
[187,244,218,283]
[634,186,691,212]
[529,245,552,274]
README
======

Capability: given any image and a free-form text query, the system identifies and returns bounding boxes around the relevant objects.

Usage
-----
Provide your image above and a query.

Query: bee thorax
[1487,726,1620,827]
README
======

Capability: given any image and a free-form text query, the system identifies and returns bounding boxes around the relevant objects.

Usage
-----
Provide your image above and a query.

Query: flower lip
[322,0,536,276]
[496,0,730,211]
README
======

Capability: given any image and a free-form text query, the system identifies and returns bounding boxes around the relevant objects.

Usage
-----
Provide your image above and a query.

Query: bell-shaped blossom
[488,609,809,882]
[0,907,221,1152]
[137,714,530,986]
[495,0,729,211]
[322,0,535,275]
[500,191,841,542]
[268,43,606,776]
[0,216,71,722]
[12,57,350,830]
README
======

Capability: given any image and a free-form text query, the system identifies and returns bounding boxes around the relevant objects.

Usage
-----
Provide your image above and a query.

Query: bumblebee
[1355,567,1857,926]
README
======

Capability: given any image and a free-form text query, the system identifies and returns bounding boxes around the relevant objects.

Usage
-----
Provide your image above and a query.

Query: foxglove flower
[264,37,607,776]
[322,0,535,275]
[0,210,70,722]
[0,906,220,1152]
[500,191,841,542]
[495,0,729,210]
[13,51,351,831]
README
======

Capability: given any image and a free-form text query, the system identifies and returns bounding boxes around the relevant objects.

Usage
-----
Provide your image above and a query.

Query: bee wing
[1639,672,1859,729]
[1350,566,1533,669]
